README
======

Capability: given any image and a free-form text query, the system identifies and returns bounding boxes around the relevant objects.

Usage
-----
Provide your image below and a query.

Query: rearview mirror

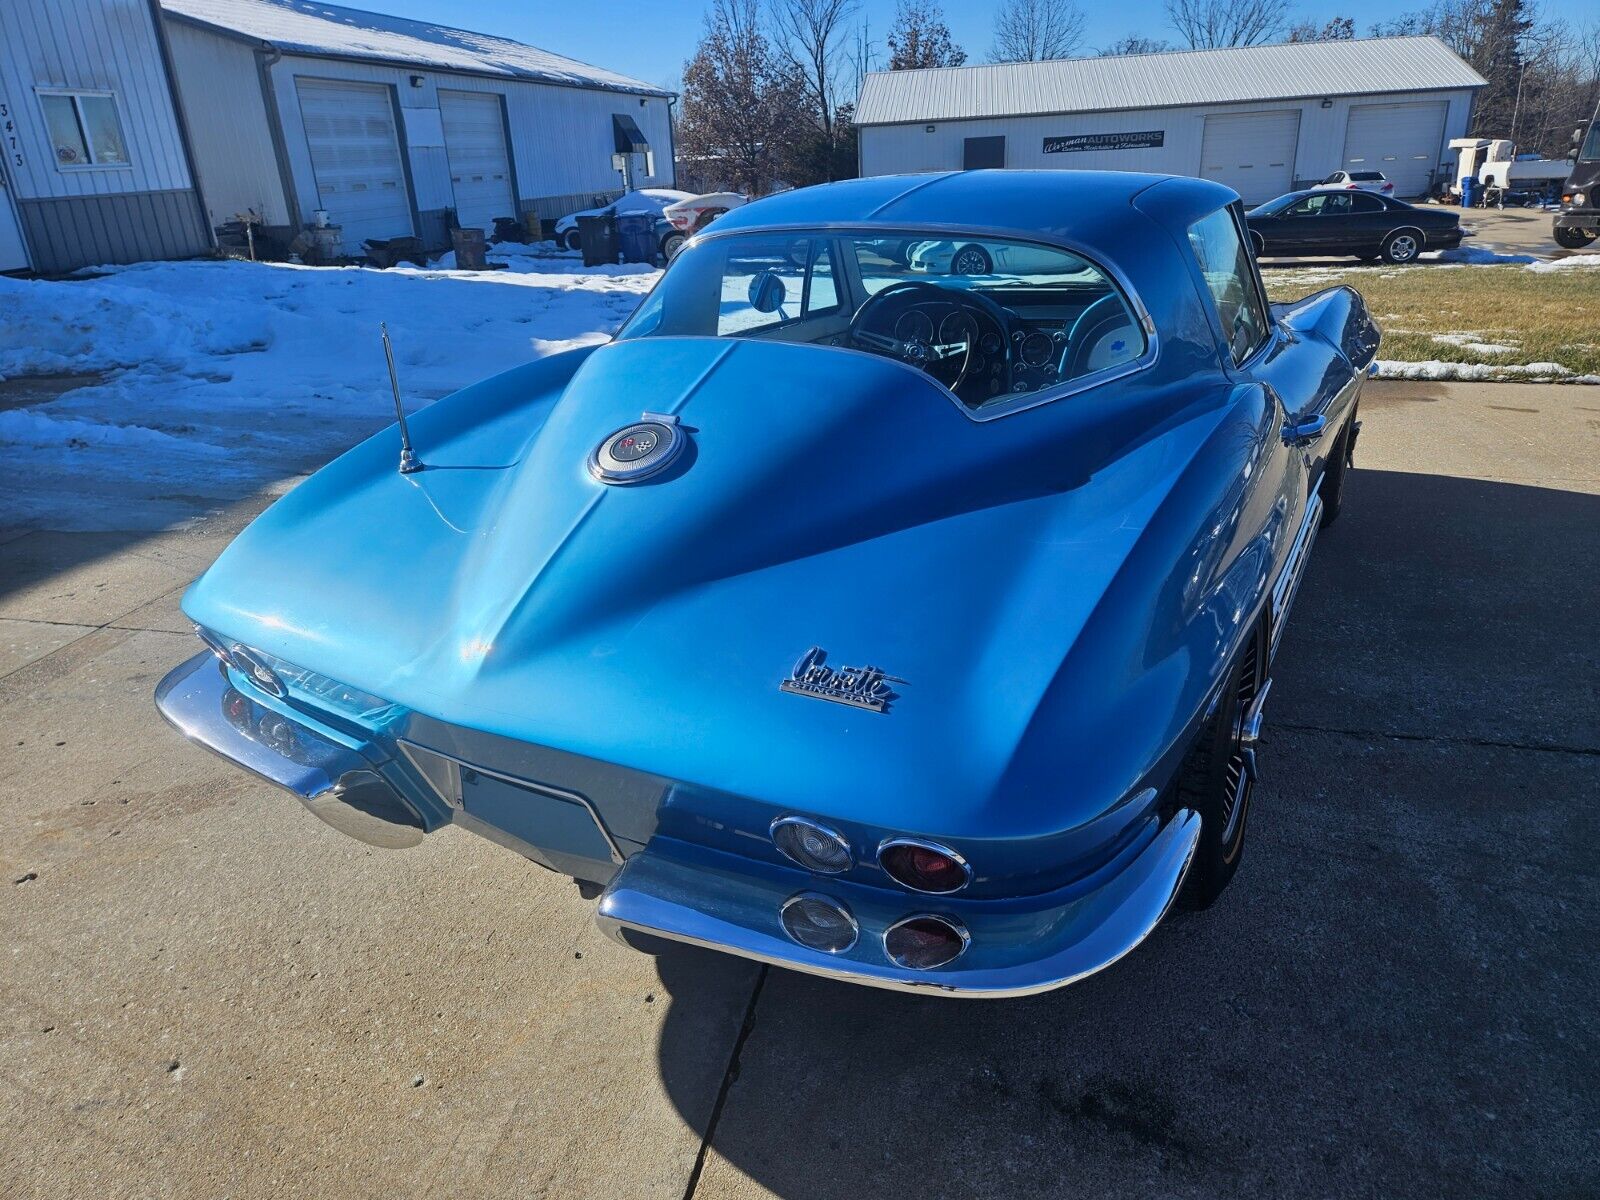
[748,269,788,314]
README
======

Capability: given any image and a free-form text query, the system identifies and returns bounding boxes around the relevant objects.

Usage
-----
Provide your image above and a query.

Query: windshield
[617,230,1147,411]
[1581,121,1600,162]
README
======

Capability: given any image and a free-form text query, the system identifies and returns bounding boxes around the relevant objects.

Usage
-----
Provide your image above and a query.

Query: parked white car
[554,189,694,251]
[1315,170,1396,195]
[662,192,748,236]
[908,239,1075,276]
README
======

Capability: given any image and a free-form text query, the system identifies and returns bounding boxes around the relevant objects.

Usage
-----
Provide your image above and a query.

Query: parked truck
[1555,100,1600,249]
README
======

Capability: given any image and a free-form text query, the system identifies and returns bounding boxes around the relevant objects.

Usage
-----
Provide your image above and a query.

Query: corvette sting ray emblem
[779,647,906,714]
[588,412,685,484]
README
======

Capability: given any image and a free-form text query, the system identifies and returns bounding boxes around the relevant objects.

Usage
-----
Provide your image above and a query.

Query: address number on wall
[1,102,24,169]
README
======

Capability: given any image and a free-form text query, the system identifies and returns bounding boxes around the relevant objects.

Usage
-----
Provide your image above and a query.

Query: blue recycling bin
[616,213,658,264]
[1460,177,1474,208]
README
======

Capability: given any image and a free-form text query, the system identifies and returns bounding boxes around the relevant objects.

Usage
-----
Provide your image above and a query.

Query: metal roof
[161,0,671,96]
[855,36,1484,126]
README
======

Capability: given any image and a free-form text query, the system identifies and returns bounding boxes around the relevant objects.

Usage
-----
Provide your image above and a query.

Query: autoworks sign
[1043,130,1165,154]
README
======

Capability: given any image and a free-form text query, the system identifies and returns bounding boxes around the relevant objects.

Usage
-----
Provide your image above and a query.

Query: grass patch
[1261,264,1600,378]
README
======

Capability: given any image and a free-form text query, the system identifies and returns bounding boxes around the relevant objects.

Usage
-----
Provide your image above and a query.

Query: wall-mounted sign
[1044,130,1164,154]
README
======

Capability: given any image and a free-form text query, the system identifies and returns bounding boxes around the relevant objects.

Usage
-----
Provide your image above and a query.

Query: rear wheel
[950,244,992,275]
[561,229,581,252]
[1176,621,1269,909]
[661,231,686,261]
[1381,229,1422,264]
[1318,409,1358,527]
[1554,224,1597,249]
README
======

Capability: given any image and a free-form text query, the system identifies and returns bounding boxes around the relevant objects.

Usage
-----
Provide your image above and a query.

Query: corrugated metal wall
[163,19,290,227]
[860,91,1475,197]
[265,53,673,239]
[0,0,194,198]
[0,0,211,268]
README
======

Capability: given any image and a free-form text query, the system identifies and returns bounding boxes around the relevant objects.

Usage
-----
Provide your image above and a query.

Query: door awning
[612,114,650,154]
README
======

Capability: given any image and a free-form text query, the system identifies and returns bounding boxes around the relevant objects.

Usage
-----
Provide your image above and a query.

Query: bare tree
[991,0,1087,62]
[1288,16,1355,41]
[1097,34,1173,55]
[677,0,807,196]
[888,0,967,69]
[1164,0,1289,48]
[770,0,859,181]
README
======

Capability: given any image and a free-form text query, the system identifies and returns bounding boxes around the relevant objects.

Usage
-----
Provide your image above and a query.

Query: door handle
[1282,413,1326,446]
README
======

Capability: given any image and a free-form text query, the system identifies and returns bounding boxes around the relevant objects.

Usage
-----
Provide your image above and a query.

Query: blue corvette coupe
[155,171,1377,997]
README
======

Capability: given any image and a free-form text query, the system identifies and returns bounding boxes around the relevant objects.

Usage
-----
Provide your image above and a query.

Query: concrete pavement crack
[1274,721,1600,759]
[682,965,767,1200]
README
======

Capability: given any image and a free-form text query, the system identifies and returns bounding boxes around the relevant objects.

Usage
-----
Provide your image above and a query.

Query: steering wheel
[849,281,993,392]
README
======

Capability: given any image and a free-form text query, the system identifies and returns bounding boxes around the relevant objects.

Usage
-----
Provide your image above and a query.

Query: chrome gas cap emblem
[589,412,686,484]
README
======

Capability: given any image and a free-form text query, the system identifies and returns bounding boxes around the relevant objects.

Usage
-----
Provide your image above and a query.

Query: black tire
[1380,229,1423,264]
[1250,231,1265,258]
[1553,224,1597,249]
[1319,409,1357,528]
[561,229,582,252]
[950,244,992,275]
[661,232,686,261]
[1176,620,1268,909]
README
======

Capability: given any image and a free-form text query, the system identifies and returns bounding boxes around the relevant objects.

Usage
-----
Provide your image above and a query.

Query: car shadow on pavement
[646,467,1599,1200]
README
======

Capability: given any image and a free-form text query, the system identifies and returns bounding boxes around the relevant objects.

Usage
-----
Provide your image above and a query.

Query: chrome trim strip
[1270,486,1324,659]
[769,814,854,874]
[396,740,625,864]
[883,912,972,970]
[876,836,974,894]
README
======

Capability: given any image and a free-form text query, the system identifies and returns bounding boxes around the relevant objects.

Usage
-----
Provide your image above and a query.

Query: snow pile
[1374,359,1585,382]
[1427,246,1536,265]
[0,257,657,531]
[1431,333,1517,355]
[1528,254,1600,273]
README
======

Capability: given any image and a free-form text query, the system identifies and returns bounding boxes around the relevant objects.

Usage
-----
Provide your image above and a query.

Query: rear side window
[1349,171,1384,181]
[1187,208,1269,365]
[1349,193,1385,213]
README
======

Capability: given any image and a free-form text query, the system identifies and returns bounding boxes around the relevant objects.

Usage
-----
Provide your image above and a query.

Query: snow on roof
[162,0,671,96]
[856,36,1485,126]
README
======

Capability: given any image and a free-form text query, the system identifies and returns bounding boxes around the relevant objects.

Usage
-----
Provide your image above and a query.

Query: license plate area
[459,768,621,878]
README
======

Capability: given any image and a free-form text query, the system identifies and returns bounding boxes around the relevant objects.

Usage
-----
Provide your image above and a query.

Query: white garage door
[1342,101,1447,198]
[296,78,414,248]
[439,90,516,235]
[1199,110,1302,203]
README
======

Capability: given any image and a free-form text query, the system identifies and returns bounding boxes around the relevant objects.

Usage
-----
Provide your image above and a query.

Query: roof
[712,169,1236,246]
[161,0,671,96]
[855,36,1484,126]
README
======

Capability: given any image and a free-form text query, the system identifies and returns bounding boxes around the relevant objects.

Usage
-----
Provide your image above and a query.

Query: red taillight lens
[879,840,970,893]
[884,915,968,970]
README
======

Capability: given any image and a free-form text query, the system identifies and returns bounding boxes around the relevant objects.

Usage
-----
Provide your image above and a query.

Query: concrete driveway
[1,380,1595,1198]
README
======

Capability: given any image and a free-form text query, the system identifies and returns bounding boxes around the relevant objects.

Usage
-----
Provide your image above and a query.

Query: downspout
[147,0,216,250]
[255,43,302,229]
[666,94,678,189]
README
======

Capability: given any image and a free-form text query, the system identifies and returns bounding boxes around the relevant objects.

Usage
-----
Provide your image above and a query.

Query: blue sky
[373,0,1595,92]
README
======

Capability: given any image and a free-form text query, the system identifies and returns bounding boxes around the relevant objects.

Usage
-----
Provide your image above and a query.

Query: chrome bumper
[153,652,427,848]
[597,810,1199,999]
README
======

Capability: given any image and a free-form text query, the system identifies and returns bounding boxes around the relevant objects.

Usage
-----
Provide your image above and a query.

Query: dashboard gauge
[968,354,985,374]
[939,311,976,346]
[980,332,1002,355]
[894,310,935,343]
[1021,331,1055,367]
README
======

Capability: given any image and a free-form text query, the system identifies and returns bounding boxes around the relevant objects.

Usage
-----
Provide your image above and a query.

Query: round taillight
[884,914,969,970]
[780,893,858,954]
[878,838,971,894]
[770,816,852,874]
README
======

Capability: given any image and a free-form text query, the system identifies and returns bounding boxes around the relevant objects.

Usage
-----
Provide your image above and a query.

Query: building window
[38,91,130,169]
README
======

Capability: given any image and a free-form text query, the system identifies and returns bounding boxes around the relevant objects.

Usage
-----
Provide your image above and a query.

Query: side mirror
[748,269,788,314]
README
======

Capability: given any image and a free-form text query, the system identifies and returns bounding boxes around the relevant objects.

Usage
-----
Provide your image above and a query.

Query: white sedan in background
[662,192,748,238]
[1315,170,1397,195]
[554,189,694,251]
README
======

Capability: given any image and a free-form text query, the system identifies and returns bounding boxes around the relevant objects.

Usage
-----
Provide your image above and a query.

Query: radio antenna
[380,322,422,474]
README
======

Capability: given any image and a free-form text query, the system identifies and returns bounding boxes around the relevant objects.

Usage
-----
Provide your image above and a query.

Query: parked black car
[1246,190,1464,263]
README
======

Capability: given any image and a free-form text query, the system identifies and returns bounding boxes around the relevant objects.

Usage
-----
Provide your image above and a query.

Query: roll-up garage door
[1342,101,1447,198]
[439,90,516,235]
[296,78,414,248]
[1199,110,1302,203]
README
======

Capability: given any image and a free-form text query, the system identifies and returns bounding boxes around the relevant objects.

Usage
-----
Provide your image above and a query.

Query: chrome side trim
[876,836,974,894]
[398,740,625,864]
[1270,487,1324,659]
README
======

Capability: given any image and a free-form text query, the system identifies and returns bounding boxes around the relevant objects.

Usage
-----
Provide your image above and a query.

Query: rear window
[1349,172,1384,181]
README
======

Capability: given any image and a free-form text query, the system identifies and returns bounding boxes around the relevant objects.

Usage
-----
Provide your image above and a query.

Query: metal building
[856,37,1486,202]
[159,0,675,252]
[0,0,213,274]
